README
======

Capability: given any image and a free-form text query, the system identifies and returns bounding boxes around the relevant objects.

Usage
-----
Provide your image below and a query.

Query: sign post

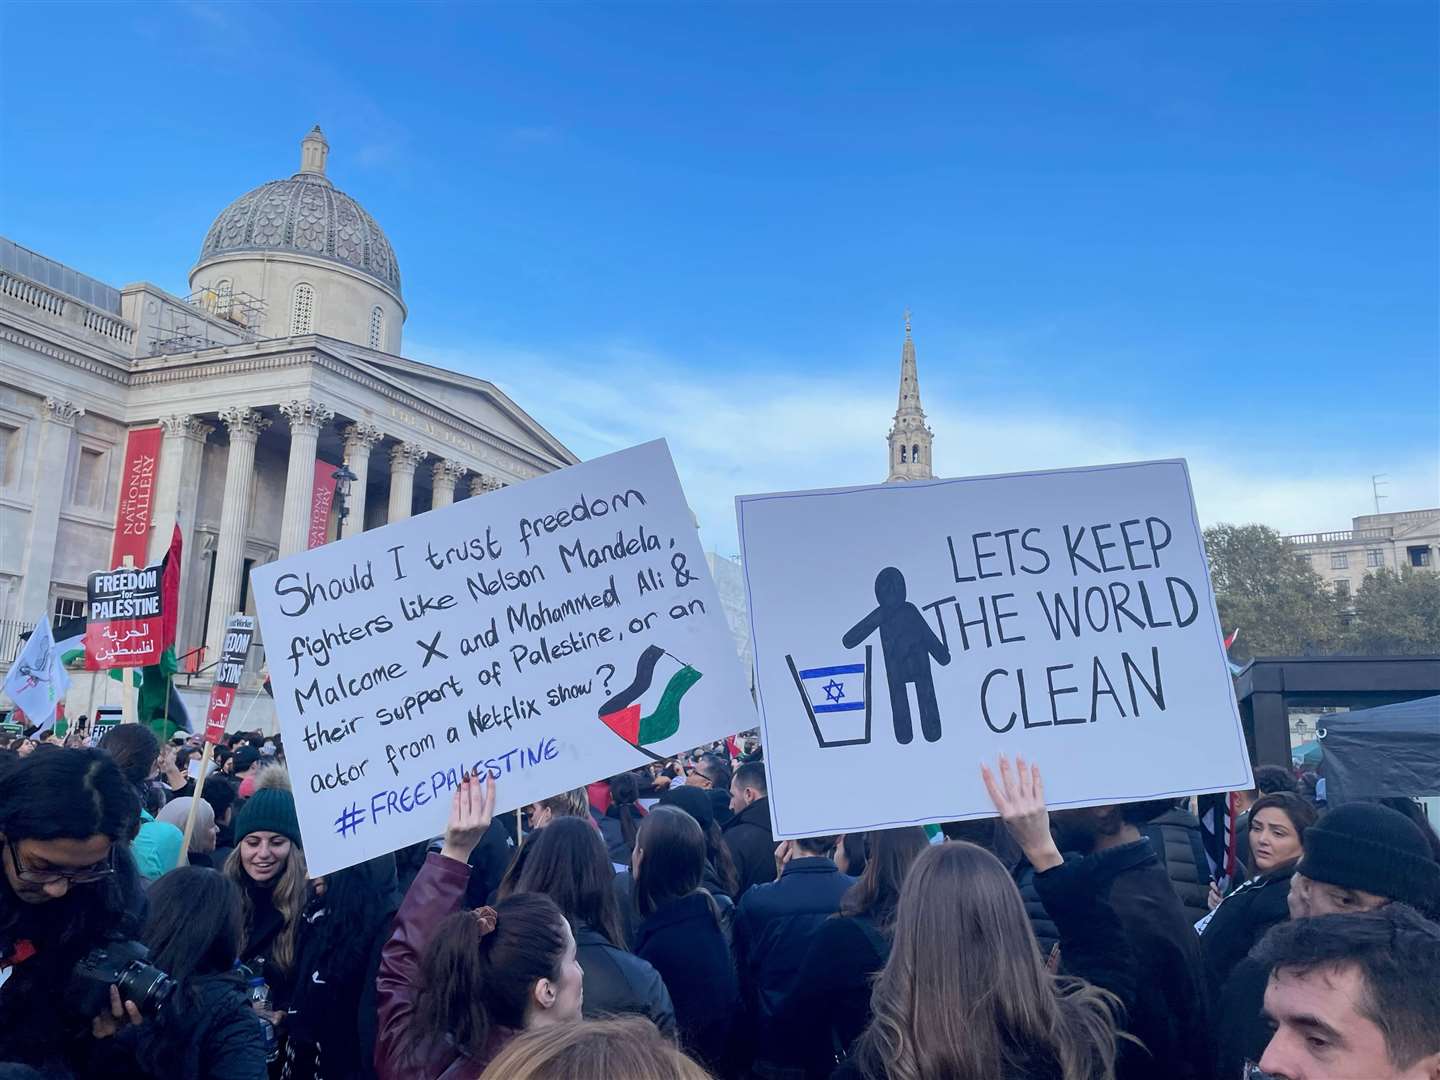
[737,459,1254,840]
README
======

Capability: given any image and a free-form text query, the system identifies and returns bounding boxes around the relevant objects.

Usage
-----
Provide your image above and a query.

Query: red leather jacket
[374,852,516,1080]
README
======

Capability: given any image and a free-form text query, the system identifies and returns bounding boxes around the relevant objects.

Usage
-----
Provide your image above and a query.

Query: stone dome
[195,126,401,297]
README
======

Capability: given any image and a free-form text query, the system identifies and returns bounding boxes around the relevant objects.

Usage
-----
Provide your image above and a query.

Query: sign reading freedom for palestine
[84,565,165,669]
[737,460,1253,841]
[252,440,754,876]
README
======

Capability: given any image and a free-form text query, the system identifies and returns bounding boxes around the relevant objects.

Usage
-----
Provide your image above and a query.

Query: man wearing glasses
[685,752,734,827]
[1,747,145,1070]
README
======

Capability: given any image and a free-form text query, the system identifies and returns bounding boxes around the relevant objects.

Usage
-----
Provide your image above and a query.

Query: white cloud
[410,340,1440,553]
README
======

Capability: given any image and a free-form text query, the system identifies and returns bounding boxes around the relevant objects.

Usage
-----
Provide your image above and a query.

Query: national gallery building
[1,127,577,720]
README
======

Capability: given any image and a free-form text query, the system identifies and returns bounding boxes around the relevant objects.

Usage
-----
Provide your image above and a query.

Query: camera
[70,939,176,1020]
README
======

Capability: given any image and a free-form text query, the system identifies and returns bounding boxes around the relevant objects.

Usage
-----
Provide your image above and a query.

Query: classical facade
[1285,508,1439,599]
[886,311,934,482]
[1,128,576,723]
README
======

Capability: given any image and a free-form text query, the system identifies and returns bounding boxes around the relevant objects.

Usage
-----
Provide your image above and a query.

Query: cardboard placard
[252,440,754,876]
[204,614,255,745]
[84,565,164,669]
[737,460,1253,839]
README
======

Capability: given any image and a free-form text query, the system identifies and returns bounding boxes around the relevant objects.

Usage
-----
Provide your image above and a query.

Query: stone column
[340,422,383,539]
[17,398,84,617]
[205,407,270,654]
[150,415,213,560]
[431,460,465,509]
[468,473,503,498]
[276,400,335,558]
[151,415,213,652]
[387,442,428,522]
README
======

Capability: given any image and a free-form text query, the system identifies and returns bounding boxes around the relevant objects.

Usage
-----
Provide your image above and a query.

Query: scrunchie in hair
[472,905,499,937]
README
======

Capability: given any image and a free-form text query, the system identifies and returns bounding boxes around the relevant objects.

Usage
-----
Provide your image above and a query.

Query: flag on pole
[3,616,70,732]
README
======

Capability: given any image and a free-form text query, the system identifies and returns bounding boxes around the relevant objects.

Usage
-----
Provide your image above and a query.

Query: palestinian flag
[598,645,703,761]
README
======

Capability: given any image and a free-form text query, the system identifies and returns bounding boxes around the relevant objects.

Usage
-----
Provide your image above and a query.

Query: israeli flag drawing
[786,646,873,748]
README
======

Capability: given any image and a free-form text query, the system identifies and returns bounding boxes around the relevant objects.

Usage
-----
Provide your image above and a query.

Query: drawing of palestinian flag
[599,645,703,760]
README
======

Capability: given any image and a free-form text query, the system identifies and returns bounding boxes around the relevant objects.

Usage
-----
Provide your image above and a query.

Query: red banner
[109,426,163,569]
[308,460,338,549]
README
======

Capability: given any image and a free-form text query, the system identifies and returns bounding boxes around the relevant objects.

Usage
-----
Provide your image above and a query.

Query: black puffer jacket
[575,921,677,1034]
[1198,864,1296,1000]
[1142,808,1212,927]
[111,971,268,1080]
[722,797,776,898]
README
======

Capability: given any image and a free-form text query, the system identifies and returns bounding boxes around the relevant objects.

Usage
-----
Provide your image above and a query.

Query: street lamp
[332,462,359,526]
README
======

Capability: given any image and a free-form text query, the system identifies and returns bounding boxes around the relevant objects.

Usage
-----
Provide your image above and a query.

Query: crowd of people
[1,722,1437,1080]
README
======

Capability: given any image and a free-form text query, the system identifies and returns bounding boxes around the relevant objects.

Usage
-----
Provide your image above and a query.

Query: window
[1366,549,1384,568]
[912,443,920,463]
[1330,553,1348,570]
[54,595,86,621]
[1296,555,1312,568]
[899,445,907,464]
[290,282,315,335]
[72,446,105,507]
[1333,579,1350,597]
[213,278,233,318]
[0,423,16,486]
[368,306,384,349]
[1410,545,1433,568]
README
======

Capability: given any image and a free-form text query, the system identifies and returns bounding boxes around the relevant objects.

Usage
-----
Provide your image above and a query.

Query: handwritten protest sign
[252,440,754,876]
[84,565,164,669]
[205,614,255,745]
[737,460,1252,840]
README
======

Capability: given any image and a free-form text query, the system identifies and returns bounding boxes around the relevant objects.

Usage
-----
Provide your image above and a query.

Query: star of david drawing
[822,679,846,704]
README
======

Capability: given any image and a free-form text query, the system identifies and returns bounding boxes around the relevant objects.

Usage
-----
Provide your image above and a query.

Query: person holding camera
[95,865,268,1080]
[0,748,147,1073]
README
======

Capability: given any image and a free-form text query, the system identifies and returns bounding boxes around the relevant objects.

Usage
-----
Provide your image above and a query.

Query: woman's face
[1249,807,1304,873]
[531,917,584,1025]
[527,803,553,831]
[239,831,291,884]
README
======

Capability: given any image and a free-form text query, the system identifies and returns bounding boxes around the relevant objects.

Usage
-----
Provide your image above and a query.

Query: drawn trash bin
[786,646,872,748]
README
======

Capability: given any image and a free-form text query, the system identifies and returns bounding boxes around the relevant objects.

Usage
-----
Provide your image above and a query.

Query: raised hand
[981,754,1062,872]
[440,771,496,864]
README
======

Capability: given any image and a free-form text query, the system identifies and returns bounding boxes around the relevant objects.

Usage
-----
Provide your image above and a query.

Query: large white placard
[253,440,754,875]
[737,460,1252,840]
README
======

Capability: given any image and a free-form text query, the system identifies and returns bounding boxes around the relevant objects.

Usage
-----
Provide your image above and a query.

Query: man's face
[1,832,113,904]
[1287,872,1389,920]
[729,778,752,815]
[1259,964,1432,1079]
[1049,807,1102,854]
[687,765,714,790]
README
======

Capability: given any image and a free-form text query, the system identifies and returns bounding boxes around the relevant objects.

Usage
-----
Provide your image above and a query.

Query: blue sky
[2,1,1436,552]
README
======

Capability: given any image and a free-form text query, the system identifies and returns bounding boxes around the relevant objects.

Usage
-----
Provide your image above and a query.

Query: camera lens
[117,961,176,1016]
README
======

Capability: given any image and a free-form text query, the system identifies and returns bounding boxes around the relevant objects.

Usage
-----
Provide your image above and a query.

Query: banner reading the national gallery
[109,426,162,569]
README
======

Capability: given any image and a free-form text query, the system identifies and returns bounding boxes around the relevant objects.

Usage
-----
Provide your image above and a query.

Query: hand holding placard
[441,772,496,865]
[982,754,1062,873]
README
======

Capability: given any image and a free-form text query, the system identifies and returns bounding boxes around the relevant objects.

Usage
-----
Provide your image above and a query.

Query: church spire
[886,310,934,482]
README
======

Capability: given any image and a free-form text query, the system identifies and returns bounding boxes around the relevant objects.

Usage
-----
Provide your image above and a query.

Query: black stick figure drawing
[842,566,951,744]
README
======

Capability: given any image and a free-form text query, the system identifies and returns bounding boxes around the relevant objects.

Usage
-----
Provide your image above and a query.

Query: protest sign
[737,459,1253,840]
[83,564,164,669]
[252,439,754,876]
[204,614,255,745]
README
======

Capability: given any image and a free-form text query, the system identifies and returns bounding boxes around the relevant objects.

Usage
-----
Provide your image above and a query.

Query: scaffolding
[146,287,268,354]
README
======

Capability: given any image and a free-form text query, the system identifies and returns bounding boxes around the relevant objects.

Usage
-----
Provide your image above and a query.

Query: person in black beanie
[1214,801,1440,1078]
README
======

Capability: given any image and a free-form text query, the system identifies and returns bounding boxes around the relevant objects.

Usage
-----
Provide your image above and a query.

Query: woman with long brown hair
[221,767,311,1056]
[838,757,1129,1080]
[375,773,584,1078]
[773,826,930,1076]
